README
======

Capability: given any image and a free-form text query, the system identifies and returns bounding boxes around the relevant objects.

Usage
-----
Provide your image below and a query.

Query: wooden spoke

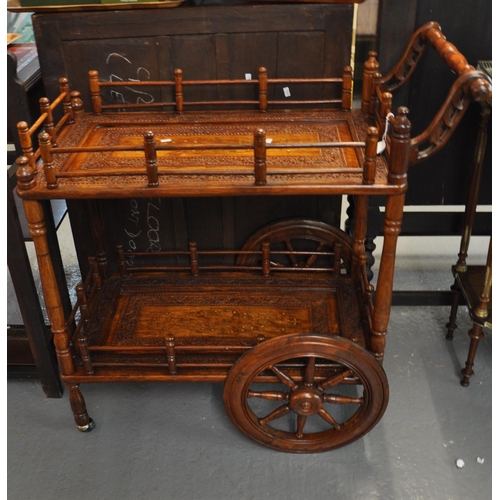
[270,365,297,389]
[285,239,298,267]
[304,356,316,386]
[248,390,289,401]
[295,414,307,438]
[258,404,291,426]
[317,408,341,430]
[305,242,325,267]
[318,369,353,391]
[323,394,364,405]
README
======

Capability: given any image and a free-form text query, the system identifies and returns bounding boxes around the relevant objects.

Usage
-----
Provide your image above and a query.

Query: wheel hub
[289,386,323,416]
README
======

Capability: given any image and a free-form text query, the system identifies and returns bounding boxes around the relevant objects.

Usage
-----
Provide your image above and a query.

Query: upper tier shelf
[16,108,396,199]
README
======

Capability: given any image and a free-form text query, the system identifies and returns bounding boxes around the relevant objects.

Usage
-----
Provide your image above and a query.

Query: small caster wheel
[77,418,95,433]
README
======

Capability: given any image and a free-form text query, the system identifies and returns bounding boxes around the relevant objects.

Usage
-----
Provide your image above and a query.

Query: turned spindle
[262,242,271,277]
[388,107,411,186]
[342,66,353,110]
[258,67,268,112]
[174,69,184,113]
[39,97,57,146]
[166,336,177,375]
[116,244,127,276]
[39,132,58,189]
[189,242,199,276]
[333,242,342,276]
[16,122,35,169]
[362,51,380,114]
[144,131,159,187]
[88,70,102,114]
[254,128,267,186]
[380,92,393,126]
[59,77,74,124]
[363,126,379,185]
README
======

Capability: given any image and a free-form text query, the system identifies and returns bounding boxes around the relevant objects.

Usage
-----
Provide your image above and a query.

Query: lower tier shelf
[67,271,372,382]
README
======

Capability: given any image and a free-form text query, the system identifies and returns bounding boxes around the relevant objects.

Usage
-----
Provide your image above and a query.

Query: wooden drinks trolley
[14,22,491,453]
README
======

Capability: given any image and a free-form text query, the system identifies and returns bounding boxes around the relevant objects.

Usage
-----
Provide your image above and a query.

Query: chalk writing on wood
[105,53,155,107]
[124,198,162,266]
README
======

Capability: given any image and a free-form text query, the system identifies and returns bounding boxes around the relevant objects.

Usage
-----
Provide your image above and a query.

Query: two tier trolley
[14,22,491,452]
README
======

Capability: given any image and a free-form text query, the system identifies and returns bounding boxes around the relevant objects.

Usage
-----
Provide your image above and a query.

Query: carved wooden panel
[83,273,366,350]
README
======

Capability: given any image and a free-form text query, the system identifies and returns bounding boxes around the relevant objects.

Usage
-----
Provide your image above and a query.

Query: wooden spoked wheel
[236,219,353,272]
[224,334,389,453]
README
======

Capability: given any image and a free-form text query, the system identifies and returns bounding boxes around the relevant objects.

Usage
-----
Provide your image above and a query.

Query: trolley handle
[362,22,492,166]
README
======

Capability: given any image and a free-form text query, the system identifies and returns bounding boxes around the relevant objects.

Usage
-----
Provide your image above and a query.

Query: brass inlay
[114,133,321,159]
[135,305,312,338]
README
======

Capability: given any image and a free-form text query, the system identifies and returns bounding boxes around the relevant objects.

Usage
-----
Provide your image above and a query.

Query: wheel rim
[224,334,389,453]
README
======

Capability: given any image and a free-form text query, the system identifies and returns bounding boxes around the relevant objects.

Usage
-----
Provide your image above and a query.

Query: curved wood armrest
[380,22,485,92]
[367,22,492,166]
[409,71,491,166]
[421,25,474,77]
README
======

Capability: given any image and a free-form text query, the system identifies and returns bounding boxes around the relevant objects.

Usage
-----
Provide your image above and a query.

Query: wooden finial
[388,107,411,186]
[88,70,102,114]
[70,91,85,119]
[59,77,74,123]
[39,131,58,189]
[362,51,379,113]
[15,156,36,191]
[16,121,34,161]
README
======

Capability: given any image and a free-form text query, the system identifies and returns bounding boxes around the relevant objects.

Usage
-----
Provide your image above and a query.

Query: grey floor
[7,218,492,500]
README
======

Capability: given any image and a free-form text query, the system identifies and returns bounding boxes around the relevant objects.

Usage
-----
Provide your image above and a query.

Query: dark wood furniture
[446,103,492,387]
[13,14,491,452]
[7,43,71,397]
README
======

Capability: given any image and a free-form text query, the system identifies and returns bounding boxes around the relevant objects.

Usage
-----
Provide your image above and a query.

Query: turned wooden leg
[446,282,461,340]
[66,383,95,432]
[18,197,75,376]
[370,108,411,365]
[344,196,380,284]
[460,323,485,387]
[371,194,404,364]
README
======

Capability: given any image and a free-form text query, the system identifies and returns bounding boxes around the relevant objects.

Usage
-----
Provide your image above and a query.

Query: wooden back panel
[33,4,355,111]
